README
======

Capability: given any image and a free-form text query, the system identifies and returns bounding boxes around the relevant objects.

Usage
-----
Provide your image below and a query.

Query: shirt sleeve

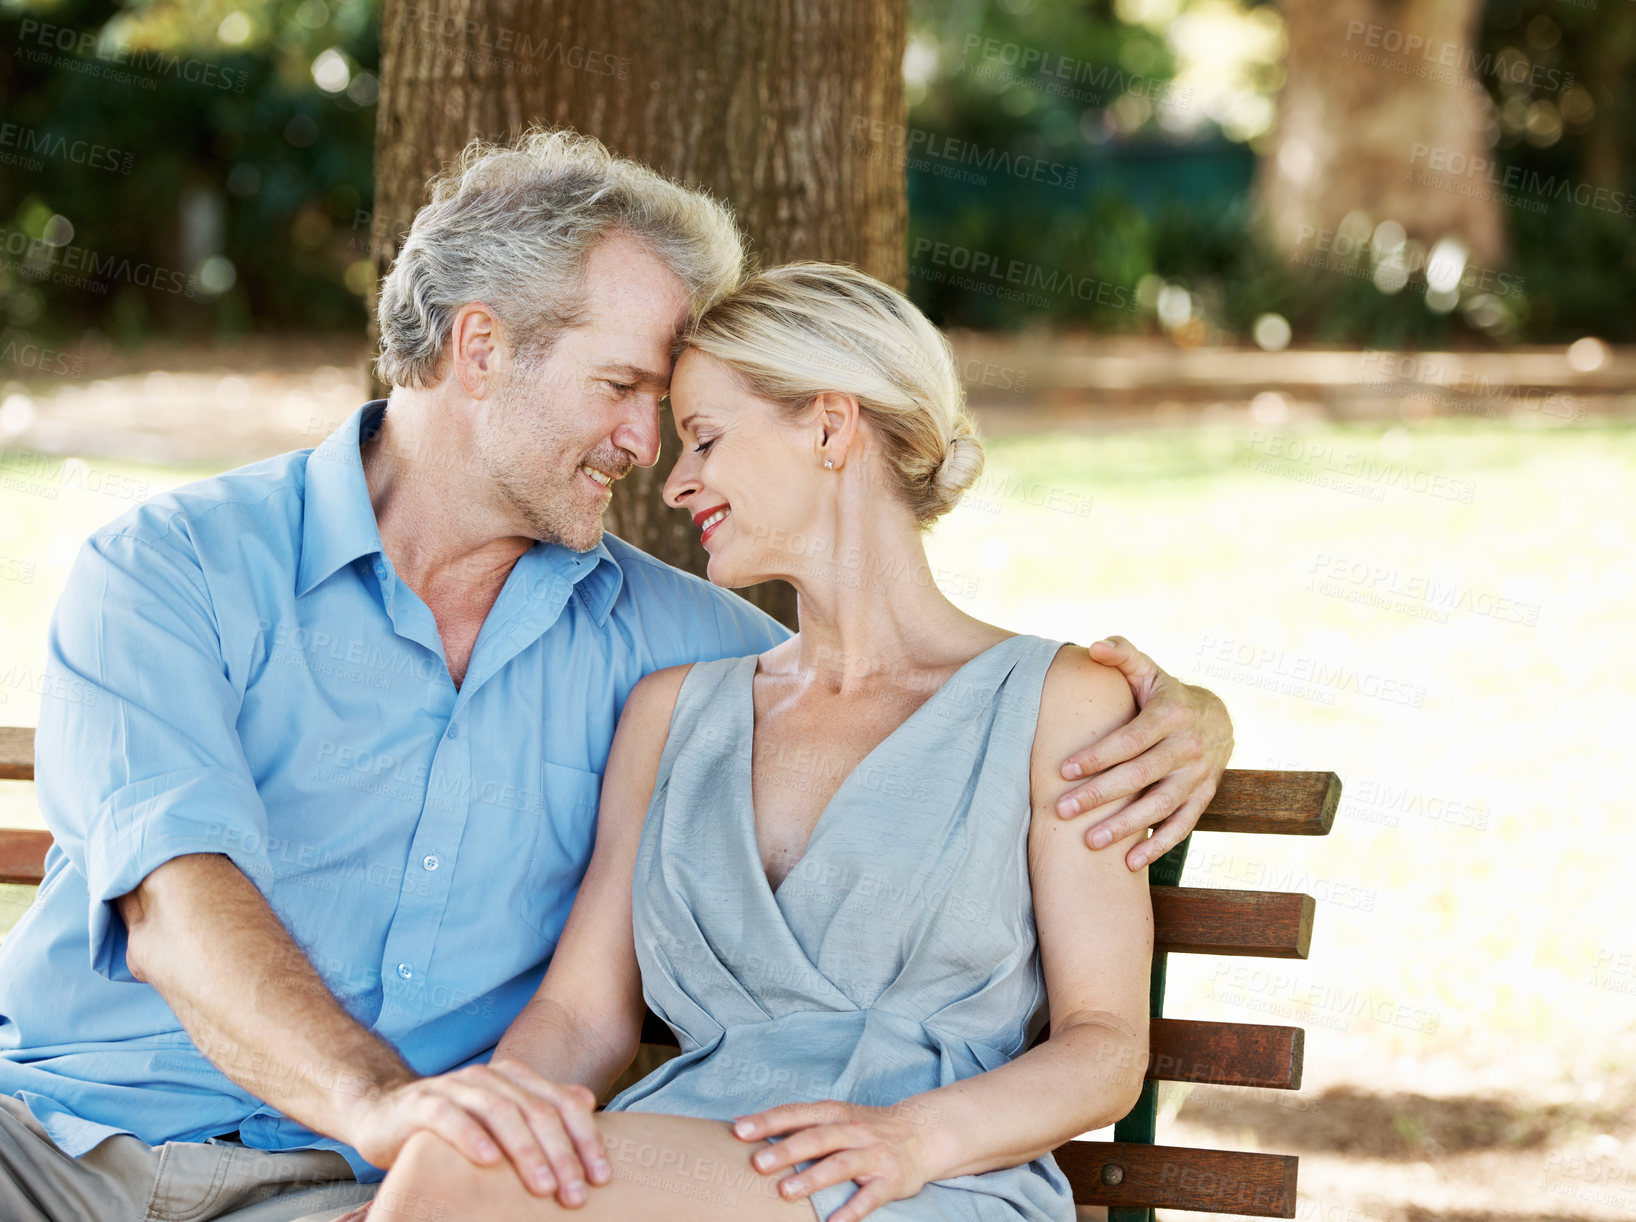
[708,588,793,657]
[34,525,275,984]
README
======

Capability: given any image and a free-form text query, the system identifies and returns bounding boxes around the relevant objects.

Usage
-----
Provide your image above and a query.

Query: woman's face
[663,347,829,588]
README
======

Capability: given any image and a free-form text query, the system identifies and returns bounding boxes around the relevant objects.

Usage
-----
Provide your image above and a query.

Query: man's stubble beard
[478,368,609,554]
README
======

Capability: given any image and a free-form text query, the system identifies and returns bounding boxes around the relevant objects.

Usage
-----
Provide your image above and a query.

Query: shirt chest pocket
[516,760,605,944]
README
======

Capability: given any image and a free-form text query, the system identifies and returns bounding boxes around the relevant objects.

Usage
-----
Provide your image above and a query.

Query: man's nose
[614,396,663,469]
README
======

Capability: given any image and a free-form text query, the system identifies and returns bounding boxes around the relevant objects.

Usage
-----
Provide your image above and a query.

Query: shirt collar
[296,400,626,625]
[296,400,389,598]
[568,538,624,626]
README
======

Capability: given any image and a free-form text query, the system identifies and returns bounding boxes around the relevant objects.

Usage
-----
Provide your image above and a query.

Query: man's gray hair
[375,127,747,388]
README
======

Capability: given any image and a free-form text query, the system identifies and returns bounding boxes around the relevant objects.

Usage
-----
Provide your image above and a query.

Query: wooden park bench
[0,724,1337,1220]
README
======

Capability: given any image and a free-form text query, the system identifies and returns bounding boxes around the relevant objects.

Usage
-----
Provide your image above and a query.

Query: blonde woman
[352,265,1157,1222]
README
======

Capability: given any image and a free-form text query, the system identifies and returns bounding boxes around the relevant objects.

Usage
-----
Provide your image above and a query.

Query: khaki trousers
[0,1044,685,1221]
[0,1094,377,1222]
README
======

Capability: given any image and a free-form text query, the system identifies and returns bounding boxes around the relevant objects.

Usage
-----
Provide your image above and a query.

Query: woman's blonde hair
[682,262,984,528]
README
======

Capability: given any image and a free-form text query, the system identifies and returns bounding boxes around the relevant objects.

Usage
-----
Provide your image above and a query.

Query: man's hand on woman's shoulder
[1053,635,1234,871]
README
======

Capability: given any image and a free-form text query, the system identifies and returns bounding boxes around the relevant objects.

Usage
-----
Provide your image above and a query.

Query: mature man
[0,129,1231,1221]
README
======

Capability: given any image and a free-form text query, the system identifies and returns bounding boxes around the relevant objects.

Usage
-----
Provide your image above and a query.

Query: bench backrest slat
[0,828,51,885]
[1193,770,1338,835]
[0,723,1337,1218]
[0,727,32,782]
[0,729,1337,835]
[1154,888,1315,959]
[1056,1140,1300,1218]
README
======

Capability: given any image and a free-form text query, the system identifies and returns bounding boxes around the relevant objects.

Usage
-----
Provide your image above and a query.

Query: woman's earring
[824,459,834,469]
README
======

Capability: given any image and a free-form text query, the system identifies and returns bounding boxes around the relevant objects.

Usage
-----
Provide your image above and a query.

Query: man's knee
[0,1096,155,1221]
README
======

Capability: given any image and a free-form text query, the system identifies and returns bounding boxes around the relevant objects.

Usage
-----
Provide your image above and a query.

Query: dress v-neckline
[739,634,1024,898]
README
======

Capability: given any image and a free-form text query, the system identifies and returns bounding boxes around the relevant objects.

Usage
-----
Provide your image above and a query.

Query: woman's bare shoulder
[1029,643,1138,811]
[1038,644,1137,743]
[615,664,695,751]
[628,662,694,703]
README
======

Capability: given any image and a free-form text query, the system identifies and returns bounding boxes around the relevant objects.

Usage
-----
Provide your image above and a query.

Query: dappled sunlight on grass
[926,418,1635,1100]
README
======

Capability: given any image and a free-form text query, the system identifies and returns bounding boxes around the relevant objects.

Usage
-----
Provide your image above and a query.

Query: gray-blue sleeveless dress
[603,633,1076,1221]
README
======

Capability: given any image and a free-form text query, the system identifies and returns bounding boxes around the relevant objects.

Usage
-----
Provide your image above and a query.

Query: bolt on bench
[0,725,1337,1220]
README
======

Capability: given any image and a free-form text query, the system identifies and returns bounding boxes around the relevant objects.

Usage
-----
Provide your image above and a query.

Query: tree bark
[371,0,908,627]
[1257,0,1505,268]
[1580,21,1634,190]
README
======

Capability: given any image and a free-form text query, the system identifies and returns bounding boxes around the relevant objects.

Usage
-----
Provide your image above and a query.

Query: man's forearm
[119,852,417,1142]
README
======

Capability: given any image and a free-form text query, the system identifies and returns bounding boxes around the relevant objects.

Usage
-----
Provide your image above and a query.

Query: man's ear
[448,302,504,399]
[812,390,861,469]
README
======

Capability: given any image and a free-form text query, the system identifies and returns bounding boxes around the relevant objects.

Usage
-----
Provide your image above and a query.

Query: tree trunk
[1580,20,1634,190]
[1257,0,1505,268]
[371,0,909,627]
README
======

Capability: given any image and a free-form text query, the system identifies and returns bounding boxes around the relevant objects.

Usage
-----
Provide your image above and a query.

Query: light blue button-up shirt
[0,400,789,1181]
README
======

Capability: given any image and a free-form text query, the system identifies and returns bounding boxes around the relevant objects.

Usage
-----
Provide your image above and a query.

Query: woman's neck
[774,516,993,695]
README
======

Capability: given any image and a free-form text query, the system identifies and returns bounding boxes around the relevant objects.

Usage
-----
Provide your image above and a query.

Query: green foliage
[1,0,1630,349]
[1471,0,1636,339]
[908,0,1177,156]
[907,0,1636,345]
[0,0,378,348]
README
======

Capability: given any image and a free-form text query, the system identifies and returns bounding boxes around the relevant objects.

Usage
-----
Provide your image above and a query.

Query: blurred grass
[922,416,1635,1100]
[2,417,1631,1098]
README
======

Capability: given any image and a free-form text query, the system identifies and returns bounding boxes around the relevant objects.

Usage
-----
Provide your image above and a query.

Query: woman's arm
[439,664,688,1208]
[907,644,1152,1173]
[1067,634,1233,870]
[491,663,690,1094]
[352,667,690,1212]
[734,645,1151,1220]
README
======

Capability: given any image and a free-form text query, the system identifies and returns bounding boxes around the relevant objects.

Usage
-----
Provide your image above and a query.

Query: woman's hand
[731,1099,941,1222]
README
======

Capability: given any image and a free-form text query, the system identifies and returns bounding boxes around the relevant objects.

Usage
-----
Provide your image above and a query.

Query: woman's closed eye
[692,437,716,454]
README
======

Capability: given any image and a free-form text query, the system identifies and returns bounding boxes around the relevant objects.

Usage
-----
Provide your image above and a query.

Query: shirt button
[422,854,440,871]
[396,962,413,980]
[374,561,387,579]
[446,723,459,740]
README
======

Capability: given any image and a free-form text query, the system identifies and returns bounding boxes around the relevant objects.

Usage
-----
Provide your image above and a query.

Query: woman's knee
[369,1130,473,1220]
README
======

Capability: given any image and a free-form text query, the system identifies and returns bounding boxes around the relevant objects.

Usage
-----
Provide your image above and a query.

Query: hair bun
[933,431,983,496]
